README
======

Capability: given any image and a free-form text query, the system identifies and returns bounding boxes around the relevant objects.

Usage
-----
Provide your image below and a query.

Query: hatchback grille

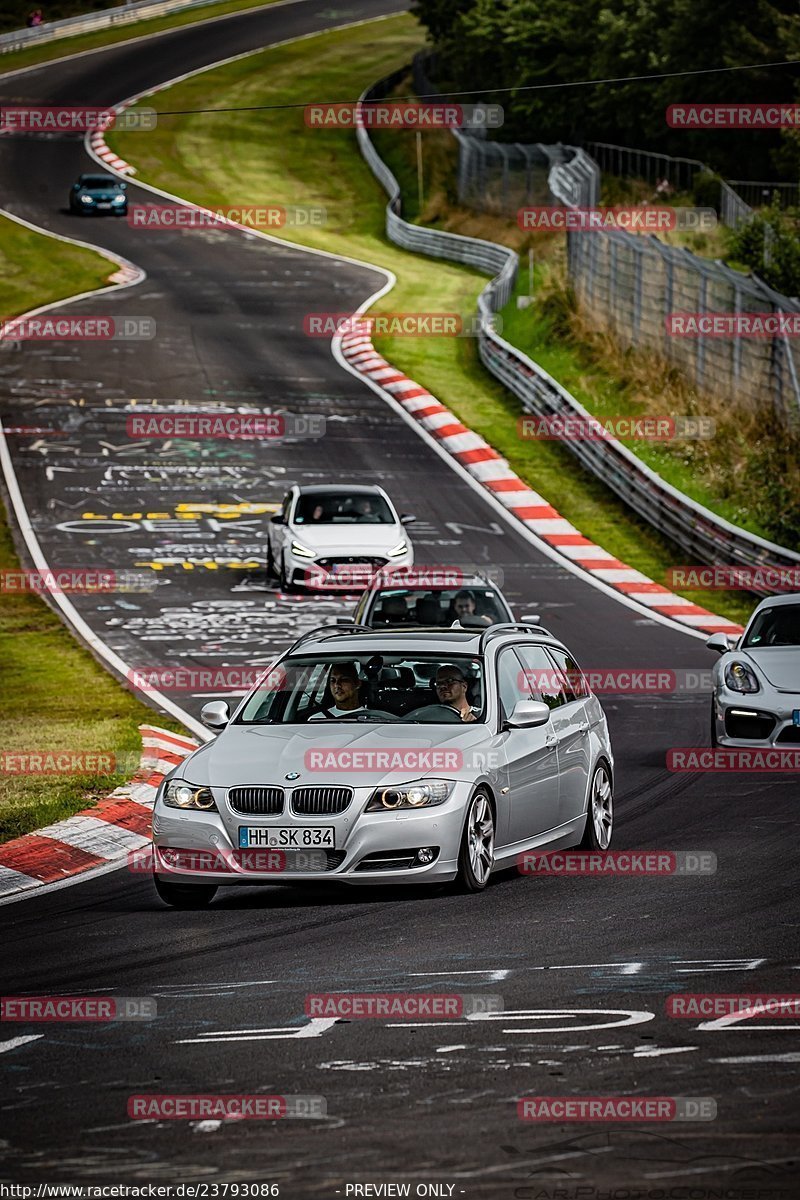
[227,786,284,815]
[291,786,352,815]
[314,557,387,570]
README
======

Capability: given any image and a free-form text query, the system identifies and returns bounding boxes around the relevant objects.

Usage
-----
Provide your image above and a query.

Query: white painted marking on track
[176,1017,337,1043]
[711,1053,800,1063]
[633,1045,699,1057]
[0,1035,43,1054]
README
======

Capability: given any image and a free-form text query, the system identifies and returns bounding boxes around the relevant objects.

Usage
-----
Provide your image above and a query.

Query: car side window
[497,649,528,722]
[515,644,567,710]
[546,647,590,700]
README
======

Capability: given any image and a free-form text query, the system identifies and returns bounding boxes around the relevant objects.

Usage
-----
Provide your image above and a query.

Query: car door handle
[545,734,557,748]
[577,723,589,733]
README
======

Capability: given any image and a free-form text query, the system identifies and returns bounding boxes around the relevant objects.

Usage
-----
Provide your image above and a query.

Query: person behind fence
[26,8,44,25]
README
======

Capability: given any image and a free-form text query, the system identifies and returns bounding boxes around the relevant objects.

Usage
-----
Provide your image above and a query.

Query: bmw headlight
[80,194,94,204]
[724,661,760,694]
[387,540,409,558]
[366,779,454,811]
[163,780,217,811]
[290,539,316,559]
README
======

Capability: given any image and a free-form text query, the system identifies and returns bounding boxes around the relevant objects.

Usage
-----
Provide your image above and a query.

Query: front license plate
[97,202,111,209]
[793,710,800,727]
[239,826,335,849]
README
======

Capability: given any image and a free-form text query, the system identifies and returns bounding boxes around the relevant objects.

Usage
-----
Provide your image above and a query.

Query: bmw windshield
[237,654,486,724]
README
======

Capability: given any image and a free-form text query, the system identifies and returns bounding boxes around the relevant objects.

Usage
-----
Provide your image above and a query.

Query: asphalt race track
[0,1,799,1194]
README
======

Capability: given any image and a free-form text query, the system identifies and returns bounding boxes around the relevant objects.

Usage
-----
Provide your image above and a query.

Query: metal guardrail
[0,0,227,54]
[356,70,800,588]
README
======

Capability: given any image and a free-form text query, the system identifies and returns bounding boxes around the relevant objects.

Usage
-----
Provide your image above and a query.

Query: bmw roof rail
[288,623,373,650]
[478,621,551,652]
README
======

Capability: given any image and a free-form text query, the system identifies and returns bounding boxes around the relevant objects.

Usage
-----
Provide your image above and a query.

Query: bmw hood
[179,722,494,787]
[744,647,800,692]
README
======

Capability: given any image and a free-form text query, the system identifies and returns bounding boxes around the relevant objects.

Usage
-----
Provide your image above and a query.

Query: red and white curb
[0,725,197,899]
[339,326,743,637]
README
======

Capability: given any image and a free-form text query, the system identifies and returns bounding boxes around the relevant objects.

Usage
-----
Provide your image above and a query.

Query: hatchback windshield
[294,492,393,525]
[743,604,800,647]
[237,654,485,723]
[369,586,508,627]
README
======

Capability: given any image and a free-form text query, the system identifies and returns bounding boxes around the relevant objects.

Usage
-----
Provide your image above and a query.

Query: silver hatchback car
[151,624,614,907]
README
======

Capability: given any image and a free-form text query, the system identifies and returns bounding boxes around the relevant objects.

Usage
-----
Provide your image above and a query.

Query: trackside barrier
[356,71,800,593]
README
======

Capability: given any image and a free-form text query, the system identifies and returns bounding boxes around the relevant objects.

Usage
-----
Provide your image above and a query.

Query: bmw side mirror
[399,514,416,525]
[705,633,733,655]
[120,182,127,190]
[201,700,230,730]
[505,699,551,728]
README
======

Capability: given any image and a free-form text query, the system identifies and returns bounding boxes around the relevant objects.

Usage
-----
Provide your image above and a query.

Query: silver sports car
[707,593,800,747]
[151,623,614,906]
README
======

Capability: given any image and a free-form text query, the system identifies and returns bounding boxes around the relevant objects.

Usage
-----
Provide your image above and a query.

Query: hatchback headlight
[80,194,94,204]
[163,780,217,811]
[112,194,126,204]
[290,539,316,559]
[387,540,409,558]
[724,661,760,694]
[366,779,454,811]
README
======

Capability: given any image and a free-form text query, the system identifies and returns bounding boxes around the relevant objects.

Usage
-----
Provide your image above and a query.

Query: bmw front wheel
[457,790,495,892]
[578,761,613,850]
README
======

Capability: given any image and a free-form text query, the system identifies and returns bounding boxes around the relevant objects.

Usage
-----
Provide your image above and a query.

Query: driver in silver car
[434,663,479,723]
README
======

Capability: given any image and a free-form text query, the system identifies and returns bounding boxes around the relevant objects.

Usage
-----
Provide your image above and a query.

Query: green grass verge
[108,14,754,626]
[0,213,186,843]
[0,0,280,76]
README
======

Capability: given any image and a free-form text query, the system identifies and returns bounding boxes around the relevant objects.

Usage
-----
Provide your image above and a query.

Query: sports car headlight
[80,194,94,204]
[387,540,409,558]
[724,661,760,694]
[163,780,217,811]
[365,779,454,811]
[290,539,316,559]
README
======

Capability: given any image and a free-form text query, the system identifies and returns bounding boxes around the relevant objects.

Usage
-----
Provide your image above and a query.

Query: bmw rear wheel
[578,761,613,850]
[457,790,495,892]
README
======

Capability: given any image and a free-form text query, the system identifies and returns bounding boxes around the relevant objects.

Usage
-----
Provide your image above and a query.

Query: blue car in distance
[69,173,128,216]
